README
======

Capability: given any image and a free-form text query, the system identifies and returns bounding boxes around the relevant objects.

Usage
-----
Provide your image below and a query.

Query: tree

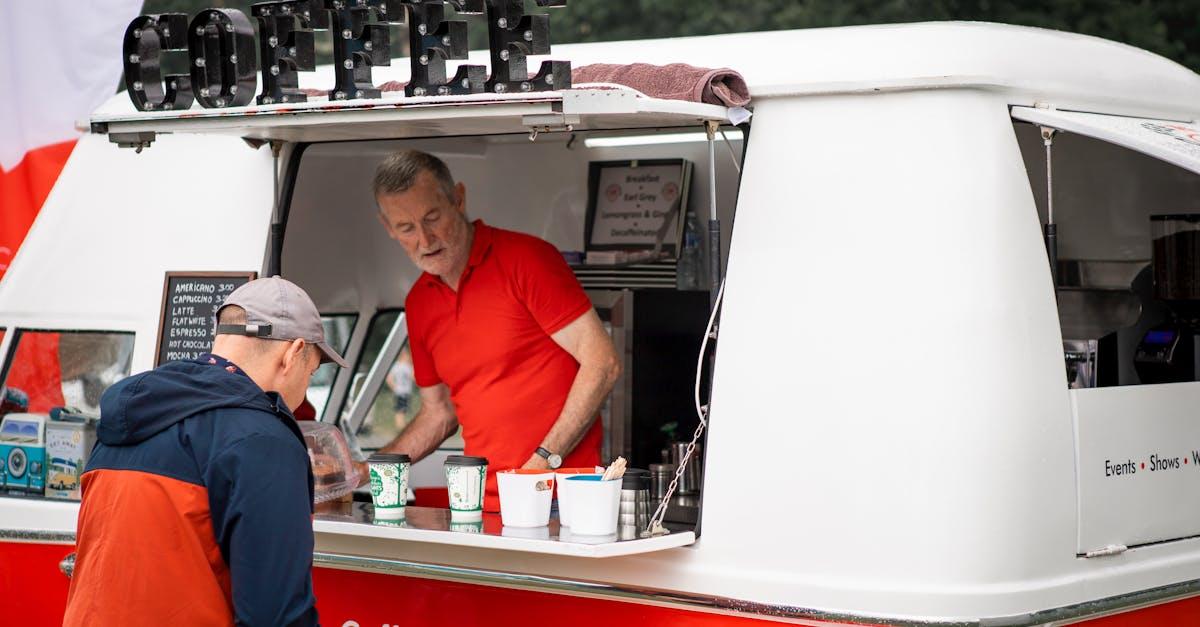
[139,0,1200,73]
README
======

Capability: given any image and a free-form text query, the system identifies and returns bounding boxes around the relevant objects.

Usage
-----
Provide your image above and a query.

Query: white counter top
[314,503,696,559]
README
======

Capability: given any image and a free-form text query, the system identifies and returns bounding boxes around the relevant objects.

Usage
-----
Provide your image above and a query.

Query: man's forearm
[540,361,618,457]
[380,406,456,462]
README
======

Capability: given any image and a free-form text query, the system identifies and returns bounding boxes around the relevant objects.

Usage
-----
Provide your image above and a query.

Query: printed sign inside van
[590,162,688,249]
[121,0,570,111]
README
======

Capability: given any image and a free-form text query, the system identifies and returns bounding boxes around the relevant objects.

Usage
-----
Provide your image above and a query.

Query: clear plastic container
[299,421,359,504]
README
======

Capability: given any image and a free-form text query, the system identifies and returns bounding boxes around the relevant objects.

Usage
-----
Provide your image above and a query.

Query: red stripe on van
[0,140,76,280]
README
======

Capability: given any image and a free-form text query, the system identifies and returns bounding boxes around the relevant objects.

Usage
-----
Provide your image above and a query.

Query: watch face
[548,454,562,469]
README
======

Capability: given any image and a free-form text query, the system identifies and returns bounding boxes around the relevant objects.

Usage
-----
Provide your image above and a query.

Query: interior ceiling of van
[282,129,743,314]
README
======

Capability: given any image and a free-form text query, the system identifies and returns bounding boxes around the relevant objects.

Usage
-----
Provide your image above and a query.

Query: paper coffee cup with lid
[444,455,488,522]
[368,453,410,519]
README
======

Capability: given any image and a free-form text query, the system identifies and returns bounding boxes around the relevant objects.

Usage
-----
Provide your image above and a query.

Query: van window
[306,314,357,415]
[1015,122,1200,388]
[0,330,135,415]
[343,311,463,451]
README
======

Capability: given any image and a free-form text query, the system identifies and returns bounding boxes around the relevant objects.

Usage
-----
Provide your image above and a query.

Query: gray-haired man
[367,149,621,512]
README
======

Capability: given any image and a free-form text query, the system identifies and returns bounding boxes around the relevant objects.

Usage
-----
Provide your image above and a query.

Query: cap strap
[215,323,273,338]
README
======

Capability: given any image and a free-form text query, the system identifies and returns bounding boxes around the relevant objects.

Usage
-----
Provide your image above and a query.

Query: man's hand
[521,452,551,471]
[373,383,459,477]
[352,460,369,487]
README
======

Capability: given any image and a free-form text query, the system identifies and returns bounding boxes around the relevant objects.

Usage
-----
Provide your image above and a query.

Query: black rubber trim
[269,141,311,277]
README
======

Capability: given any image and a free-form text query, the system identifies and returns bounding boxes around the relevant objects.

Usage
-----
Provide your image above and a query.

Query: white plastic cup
[502,525,551,540]
[444,455,488,522]
[498,469,555,527]
[368,453,410,520]
[559,526,617,545]
[555,468,602,528]
[563,475,622,536]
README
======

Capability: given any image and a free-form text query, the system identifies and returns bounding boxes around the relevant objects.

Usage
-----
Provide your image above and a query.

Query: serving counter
[314,502,695,558]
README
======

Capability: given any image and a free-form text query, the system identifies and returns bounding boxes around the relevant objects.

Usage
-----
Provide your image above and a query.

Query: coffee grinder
[1134,214,1200,383]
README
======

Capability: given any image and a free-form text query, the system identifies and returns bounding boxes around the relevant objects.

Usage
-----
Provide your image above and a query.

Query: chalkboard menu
[155,271,256,366]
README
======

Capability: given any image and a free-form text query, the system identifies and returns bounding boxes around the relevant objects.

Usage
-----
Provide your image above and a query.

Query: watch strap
[536,446,561,468]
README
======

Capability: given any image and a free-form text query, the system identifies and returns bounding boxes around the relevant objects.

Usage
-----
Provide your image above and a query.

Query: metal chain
[645,280,725,537]
[645,406,708,536]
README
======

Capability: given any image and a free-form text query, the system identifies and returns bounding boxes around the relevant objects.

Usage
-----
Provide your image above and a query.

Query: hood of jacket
[97,354,290,445]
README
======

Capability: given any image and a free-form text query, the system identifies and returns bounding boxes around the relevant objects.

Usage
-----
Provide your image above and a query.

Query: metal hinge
[522,113,580,141]
[108,131,157,152]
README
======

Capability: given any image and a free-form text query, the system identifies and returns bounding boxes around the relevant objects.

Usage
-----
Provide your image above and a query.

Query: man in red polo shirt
[370,149,620,512]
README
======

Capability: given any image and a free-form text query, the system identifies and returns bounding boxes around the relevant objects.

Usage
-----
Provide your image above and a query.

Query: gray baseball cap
[215,276,348,367]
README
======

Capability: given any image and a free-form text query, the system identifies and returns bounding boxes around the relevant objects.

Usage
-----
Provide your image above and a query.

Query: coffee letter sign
[252,1,329,105]
[123,14,194,111]
[188,9,259,108]
[403,0,486,97]
[123,0,572,109]
[319,0,403,101]
[484,0,571,94]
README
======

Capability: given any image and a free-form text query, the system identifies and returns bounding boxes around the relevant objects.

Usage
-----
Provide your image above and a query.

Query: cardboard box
[45,419,96,500]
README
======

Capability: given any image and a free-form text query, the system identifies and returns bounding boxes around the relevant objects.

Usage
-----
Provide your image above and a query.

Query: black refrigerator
[587,289,712,469]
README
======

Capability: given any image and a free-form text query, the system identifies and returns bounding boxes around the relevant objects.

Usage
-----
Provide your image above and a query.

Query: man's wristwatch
[535,446,562,469]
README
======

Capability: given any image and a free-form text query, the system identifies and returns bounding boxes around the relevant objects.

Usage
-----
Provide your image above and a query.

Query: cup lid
[368,453,411,463]
[622,474,650,489]
[445,455,488,467]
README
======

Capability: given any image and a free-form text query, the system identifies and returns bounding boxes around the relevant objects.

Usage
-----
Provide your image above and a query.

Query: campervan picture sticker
[121,0,571,111]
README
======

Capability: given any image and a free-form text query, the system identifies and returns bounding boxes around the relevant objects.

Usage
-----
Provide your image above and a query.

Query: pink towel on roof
[571,62,750,107]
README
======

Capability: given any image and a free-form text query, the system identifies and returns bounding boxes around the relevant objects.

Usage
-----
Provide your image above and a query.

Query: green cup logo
[369,466,384,497]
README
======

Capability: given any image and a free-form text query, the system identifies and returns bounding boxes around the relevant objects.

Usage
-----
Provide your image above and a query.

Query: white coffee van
[4,20,1200,626]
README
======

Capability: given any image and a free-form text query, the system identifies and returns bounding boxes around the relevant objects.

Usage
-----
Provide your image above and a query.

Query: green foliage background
[141,0,1200,73]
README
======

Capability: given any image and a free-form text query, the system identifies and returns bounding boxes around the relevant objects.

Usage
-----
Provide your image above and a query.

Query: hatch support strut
[705,120,723,308]
[1041,126,1059,290]
[267,141,284,277]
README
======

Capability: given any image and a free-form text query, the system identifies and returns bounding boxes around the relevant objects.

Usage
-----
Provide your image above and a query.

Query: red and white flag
[0,0,143,280]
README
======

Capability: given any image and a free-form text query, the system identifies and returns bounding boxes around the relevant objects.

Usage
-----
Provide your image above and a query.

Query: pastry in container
[299,421,360,504]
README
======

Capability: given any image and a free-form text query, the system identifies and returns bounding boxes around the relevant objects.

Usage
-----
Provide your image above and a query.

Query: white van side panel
[703,89,1078,614]
[0,133,275,373]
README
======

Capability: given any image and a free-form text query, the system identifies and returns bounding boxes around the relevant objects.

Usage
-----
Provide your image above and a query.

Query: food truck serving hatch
[89,89,735,147]
[1012,106,1200,176]
[79,77,738,560]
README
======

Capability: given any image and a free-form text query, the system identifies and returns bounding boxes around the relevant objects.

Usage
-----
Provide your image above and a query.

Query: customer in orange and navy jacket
[64,277,348,627]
